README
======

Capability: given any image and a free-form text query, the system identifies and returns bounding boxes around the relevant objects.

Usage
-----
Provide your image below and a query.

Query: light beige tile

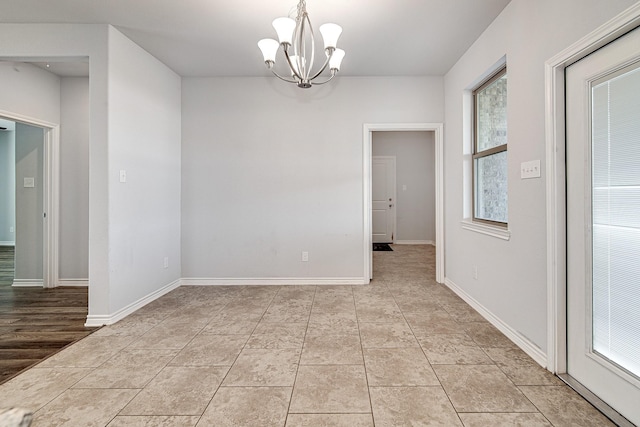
[308,310,358,325]
[128,323,204,350]
[92,316,162,337]
[433,364,536,412]
[463,322,518,349]
[37,336,135,368]
[301,334,363,365]
[201,319,258,335]
[355,286,392,296]
[285,413,374,426]
[370,386,462,426]
[222,348,300,386]
[355,302,404,322]
[393,297,442,313]
[0,367,91,411]
[261,301,312,322]
[74,349,178,388]
[520,386,616,426]
[169,334,248,366]
[306,317,360,335]
[245,322,306,349]
[289,365,370,413]
[313,287,353,300]
[363,348,439,386]
[275,285,316,299]
[34,388,138,427]
[120,366,227,415]
[210,307,267,322]
[107,416,201,426]
[359,322,419,348]
[459,413,552,426]
[311,296,356,312]
[197,386,291,426]
[222,299,271,314]
[484,347,563,385]
[417,334,493,365]
[160,306,221,327]
[404,310,467,335]
[440,301,487,323]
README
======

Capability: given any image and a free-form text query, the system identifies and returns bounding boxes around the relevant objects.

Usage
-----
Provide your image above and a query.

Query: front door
[566,25,640,425]
[372,156,395,243]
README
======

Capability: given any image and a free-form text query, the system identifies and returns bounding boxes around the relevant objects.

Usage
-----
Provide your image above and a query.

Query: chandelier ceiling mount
[258,0,345,89]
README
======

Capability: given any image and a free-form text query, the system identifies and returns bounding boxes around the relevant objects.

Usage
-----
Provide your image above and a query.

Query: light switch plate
[23,177,35,188]
[521,160,541,179]
[119,170,127,183]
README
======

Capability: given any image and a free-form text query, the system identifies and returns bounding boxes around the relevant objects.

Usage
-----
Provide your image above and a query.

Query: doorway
[363,123,444,284]
[0,113,59,289]
[0,118,47,287]
[372,156,396,244]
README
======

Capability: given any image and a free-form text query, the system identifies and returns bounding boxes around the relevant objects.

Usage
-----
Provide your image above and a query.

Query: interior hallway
[0,245,614,426]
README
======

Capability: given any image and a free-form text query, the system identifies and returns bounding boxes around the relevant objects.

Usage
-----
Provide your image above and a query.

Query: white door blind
[591,64,640,378]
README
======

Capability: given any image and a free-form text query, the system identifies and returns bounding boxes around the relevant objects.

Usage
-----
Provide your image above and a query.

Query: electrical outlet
[301,251,309,262]
[473,265,478,280]
[9,226,13,233]
[163,257,169,268]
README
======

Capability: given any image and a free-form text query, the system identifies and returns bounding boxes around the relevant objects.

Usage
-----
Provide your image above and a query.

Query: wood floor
[0,246,97,384]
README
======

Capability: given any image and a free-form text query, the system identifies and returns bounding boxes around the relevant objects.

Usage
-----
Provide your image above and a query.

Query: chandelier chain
[296,0,307,20]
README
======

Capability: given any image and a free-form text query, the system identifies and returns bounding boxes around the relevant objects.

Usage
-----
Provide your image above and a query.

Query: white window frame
[473,66,508,227]
[461,58,511,241]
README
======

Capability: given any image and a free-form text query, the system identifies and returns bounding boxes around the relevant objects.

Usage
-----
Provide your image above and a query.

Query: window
[473,67,508,225]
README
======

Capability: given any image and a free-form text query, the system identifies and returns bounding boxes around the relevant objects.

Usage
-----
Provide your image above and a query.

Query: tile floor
[0,245,615,426]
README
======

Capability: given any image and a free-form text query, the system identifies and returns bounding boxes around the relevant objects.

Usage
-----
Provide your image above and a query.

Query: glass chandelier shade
[258,0,345,89]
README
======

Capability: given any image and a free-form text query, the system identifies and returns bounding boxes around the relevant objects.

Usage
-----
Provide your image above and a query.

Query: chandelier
[258,0,345,89]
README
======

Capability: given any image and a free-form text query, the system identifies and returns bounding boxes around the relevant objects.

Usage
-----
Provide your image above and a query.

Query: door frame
[363,123,444,284]
[0,109,60,289]
[545,3,640,374]
[372,155,397,244]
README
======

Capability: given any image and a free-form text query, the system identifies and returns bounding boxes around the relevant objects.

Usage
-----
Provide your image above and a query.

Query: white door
[372,156,395,243]
[566,25,640,425]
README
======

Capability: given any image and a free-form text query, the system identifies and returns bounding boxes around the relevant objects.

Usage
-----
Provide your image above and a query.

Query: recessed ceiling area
[0,0,511,77]
[0,59,89,78]
[31,61,89,77]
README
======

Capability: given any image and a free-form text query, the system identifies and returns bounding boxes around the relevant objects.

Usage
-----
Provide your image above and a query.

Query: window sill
[461,219,511,241]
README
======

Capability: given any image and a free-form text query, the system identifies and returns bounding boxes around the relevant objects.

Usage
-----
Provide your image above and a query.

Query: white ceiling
[0,0,511,77]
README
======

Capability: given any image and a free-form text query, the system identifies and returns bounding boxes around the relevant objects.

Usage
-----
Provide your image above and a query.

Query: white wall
[372,131,435,243]
[107,27,182,313]
[59,77,90,280]
[443,0,638,354]
[14,123,44,281]
[0,120,16,245]
[181,76,443,281]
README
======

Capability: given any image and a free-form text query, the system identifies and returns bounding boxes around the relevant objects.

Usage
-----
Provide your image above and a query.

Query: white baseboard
[443,277,547,367]
[394,240,435,246]
[12,279,43,287]
[0,241,15,246]
[84,279,181,327]
[57,279,89,287]
[181,277,367,286]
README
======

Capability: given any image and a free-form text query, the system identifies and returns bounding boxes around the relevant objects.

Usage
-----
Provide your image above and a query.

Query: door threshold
[558,373,635,427]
